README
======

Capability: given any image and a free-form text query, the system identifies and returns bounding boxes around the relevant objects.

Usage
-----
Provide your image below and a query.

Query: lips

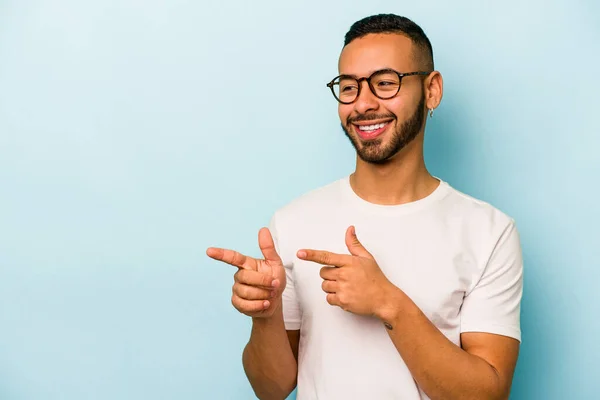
[352,120,393,140]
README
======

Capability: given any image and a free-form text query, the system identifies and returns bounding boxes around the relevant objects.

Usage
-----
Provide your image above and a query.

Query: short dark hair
[344,14,434,70]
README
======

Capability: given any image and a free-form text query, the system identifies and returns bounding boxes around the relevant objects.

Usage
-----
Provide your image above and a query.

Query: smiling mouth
[352,121,392,140]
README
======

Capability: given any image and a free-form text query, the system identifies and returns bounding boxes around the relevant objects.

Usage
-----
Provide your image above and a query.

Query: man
[207,13,523,400]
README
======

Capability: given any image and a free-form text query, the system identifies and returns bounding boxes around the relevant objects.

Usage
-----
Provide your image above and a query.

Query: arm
[378,220,523,399]
[377,290,519,400]
[298,221,523,400]
[207,225,301,400]
[242,307,299,400]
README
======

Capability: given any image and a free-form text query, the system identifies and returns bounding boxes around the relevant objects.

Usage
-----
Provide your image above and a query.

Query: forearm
[378,289,505,400]
[243,305,297,400]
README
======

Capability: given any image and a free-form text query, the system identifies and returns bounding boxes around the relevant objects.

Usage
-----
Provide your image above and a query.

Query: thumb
[258,227,282,263]
[345,225,373,258]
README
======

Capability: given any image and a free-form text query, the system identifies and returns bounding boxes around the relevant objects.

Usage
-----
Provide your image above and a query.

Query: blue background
[1,0,598,398]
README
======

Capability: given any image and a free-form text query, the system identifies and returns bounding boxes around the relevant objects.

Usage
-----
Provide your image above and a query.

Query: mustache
[347,113,396,125]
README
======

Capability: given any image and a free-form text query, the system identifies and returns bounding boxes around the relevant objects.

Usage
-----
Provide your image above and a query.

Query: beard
[341,93,426,165]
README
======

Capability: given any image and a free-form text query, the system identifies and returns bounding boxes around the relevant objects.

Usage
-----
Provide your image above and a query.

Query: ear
[425,71,443,112]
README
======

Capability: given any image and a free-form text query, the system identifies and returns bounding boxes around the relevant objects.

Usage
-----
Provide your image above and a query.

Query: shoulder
[441,182,517,235]
[433,181,522,267]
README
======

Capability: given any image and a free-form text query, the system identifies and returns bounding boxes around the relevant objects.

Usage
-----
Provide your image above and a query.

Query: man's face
[337,33,427,165]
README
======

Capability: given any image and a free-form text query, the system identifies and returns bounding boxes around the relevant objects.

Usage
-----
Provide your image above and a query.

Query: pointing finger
[206,247,254,270]
[297,249,350,267]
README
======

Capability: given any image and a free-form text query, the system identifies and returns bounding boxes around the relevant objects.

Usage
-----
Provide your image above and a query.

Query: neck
[350,138,439,205]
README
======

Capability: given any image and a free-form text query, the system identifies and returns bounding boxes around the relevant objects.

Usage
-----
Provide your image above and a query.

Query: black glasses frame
[326,69,431,104]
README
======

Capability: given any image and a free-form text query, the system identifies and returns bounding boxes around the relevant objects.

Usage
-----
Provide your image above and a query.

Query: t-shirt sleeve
[269,213,302,331]
[460,219,524,342]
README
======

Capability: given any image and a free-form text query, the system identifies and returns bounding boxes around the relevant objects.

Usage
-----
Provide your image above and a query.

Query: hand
[206,227,286,318]
[297,225,398,318]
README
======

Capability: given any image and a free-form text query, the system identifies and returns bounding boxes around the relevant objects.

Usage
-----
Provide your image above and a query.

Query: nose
[353,81,379,114]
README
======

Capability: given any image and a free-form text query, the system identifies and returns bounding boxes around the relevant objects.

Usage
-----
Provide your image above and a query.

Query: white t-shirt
[268,175,523,400]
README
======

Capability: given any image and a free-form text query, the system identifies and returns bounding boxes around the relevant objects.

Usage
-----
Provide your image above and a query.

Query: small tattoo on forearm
[384,322,393,330]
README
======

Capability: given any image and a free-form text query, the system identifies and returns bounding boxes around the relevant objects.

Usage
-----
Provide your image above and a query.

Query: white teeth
[358,123,386,131]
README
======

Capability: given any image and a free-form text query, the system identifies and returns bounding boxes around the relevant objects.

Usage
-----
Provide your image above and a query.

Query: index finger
[296,249,350,267]
[206,247,253,270]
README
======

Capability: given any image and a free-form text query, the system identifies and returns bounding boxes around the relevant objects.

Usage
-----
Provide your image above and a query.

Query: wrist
[252,301,283,324]
[374,284,410,325]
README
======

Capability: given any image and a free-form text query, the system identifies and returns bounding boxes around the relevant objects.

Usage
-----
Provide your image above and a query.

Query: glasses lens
[370,71,400,99]
[332,76,359,103]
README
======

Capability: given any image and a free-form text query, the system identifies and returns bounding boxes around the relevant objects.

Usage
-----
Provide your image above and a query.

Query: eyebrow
[337,68,397,79]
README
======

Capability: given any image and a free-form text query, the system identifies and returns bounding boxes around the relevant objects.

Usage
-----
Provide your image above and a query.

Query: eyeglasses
[326,69,431,104]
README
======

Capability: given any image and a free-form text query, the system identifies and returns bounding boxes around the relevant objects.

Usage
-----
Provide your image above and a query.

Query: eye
[341,84,358,92]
